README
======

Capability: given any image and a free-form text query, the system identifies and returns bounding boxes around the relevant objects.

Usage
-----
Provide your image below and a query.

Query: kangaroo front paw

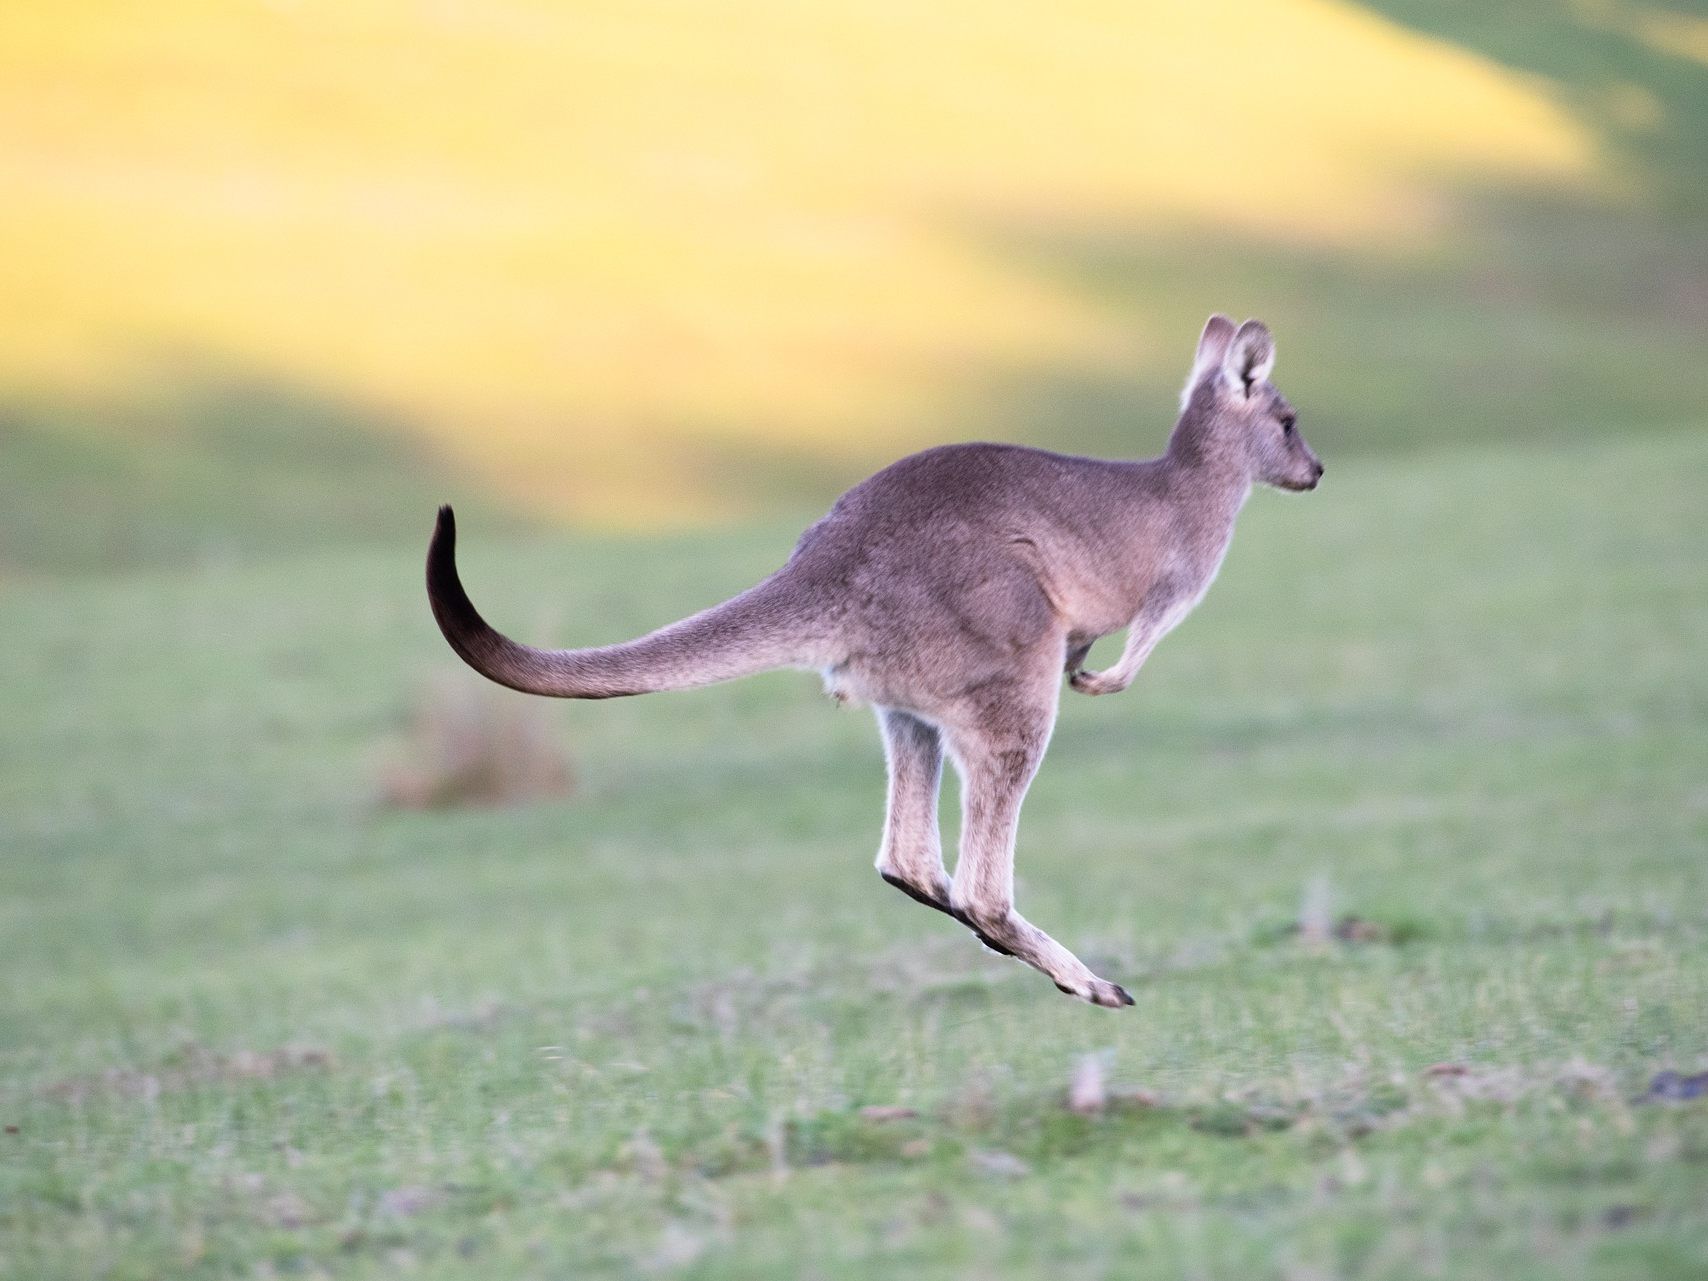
[1068,669,1123,696]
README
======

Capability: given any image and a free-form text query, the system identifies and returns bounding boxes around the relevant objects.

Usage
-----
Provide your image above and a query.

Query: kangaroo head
[1176,315,1323,492]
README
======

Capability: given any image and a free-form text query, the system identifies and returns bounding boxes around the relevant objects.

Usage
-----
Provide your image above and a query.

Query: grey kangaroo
[427,316,1322,1007]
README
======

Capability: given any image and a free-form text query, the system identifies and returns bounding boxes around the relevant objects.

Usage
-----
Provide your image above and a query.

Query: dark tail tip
[427,505,456,590]
[426,503,471,630]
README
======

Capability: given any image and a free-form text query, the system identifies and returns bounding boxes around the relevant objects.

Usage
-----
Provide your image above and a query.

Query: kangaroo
[427,316,1322,1006]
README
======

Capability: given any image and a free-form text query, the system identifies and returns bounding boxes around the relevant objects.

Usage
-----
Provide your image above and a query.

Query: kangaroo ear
[1182,314,1237,409]
[1223,320,1275,396]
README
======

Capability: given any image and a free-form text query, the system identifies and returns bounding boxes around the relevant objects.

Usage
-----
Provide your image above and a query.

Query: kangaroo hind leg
[873,708,1013,956]
[946,720,1132,1007]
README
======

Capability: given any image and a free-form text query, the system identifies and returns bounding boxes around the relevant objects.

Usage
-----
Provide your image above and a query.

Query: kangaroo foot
[954,902,1131,1007]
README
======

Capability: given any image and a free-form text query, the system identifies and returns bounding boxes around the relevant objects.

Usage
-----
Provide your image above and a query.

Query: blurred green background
[3,3,1707,1279]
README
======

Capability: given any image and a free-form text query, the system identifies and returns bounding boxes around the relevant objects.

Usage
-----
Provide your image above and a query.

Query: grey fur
[427,315,1322,1006]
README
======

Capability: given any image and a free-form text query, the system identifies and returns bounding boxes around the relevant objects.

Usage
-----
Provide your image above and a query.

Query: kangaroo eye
[1279,413,1297,436]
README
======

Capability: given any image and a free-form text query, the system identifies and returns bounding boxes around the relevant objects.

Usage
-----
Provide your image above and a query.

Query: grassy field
[3,426,1706,1278]
[4,1,1705,1274]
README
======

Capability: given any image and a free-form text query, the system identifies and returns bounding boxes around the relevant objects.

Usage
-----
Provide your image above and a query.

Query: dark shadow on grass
[0,358,543,576]
[949,209,1705,471]
[1362,0,1708,220]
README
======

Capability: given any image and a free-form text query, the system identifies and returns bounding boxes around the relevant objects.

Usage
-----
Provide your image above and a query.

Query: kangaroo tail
[426,506,818,699]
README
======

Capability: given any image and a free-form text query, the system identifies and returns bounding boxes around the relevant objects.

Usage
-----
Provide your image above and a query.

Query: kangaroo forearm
[1066,587,1191,695]
[1067,624,1158,695]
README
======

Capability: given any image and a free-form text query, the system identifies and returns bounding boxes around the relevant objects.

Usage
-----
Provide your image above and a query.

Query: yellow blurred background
[2,0,1703,552]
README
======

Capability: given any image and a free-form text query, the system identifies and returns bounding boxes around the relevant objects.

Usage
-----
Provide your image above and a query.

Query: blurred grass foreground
[3,2,1708,1279]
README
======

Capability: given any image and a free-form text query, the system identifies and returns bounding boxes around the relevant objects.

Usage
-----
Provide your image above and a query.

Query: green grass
[5,7,1703,1274]
[3,428,1707,1278]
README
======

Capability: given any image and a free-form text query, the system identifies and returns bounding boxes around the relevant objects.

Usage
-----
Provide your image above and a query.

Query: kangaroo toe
[1056,976,1134,1008]
[1086,979,1134,1009]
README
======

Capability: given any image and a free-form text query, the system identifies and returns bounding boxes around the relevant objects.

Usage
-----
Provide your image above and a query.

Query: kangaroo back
[427,507,818,699]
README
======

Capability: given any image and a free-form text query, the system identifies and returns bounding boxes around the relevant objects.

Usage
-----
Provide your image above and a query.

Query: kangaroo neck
[1158,450,1251,541]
